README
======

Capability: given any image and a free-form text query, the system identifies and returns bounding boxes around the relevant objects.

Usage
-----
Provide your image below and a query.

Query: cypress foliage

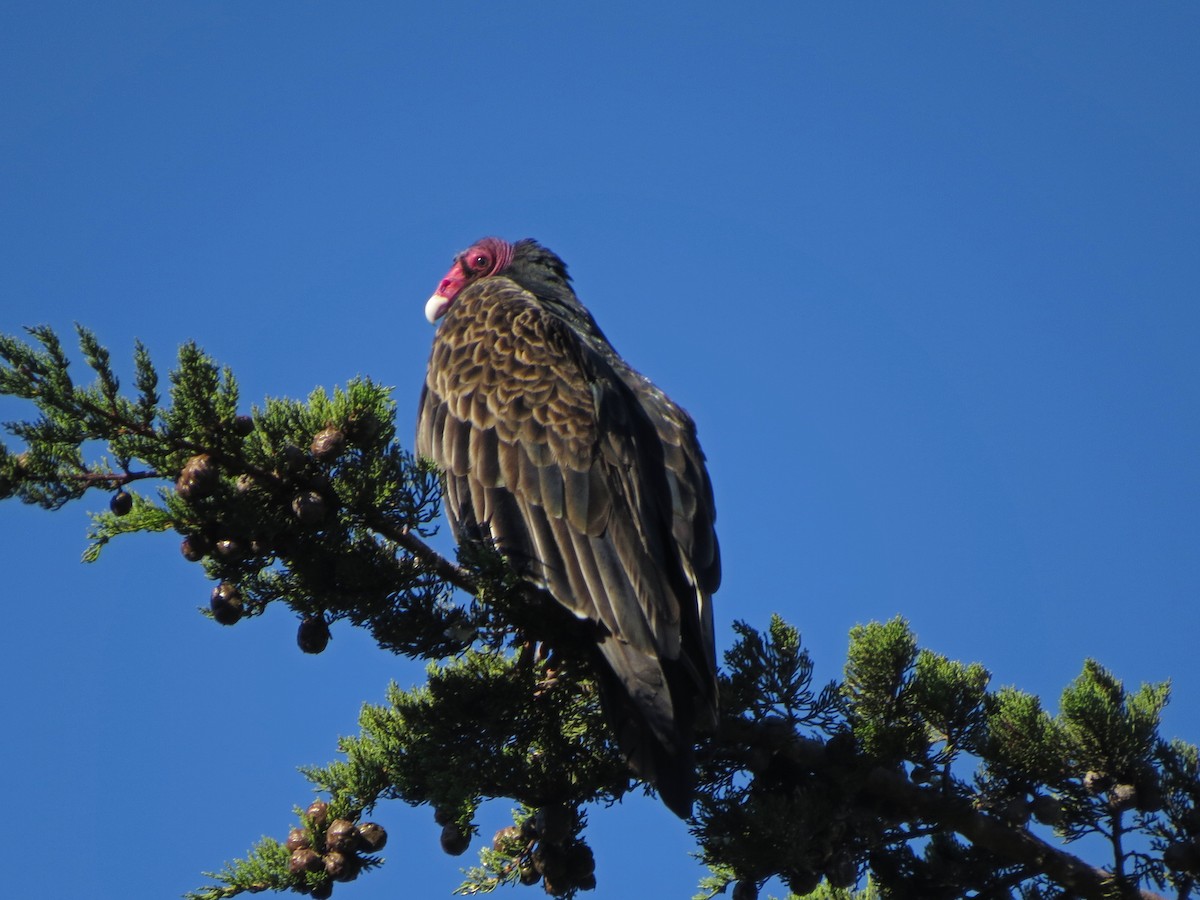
[1,325,1196,900]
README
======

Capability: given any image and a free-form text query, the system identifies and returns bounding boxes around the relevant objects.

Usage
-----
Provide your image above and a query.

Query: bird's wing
[613,367,720,691]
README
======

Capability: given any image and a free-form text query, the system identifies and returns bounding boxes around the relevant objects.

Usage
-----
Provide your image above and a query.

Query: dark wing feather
[609,369,720,716]
[417,274,716,815]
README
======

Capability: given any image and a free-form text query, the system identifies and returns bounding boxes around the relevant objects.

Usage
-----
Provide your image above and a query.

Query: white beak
[425,293,451,323]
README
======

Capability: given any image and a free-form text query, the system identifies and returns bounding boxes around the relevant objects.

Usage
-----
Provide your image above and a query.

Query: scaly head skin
[424,236,515,322]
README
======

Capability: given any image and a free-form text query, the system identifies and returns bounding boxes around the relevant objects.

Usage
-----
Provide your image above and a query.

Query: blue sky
[2,4,1197,898]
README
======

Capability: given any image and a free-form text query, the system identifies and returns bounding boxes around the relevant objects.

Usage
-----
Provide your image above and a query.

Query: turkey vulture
[416,237,719,817]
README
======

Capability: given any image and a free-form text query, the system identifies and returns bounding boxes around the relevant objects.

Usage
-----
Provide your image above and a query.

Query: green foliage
[724,615,842,731]
[911,651,990,765]
[162,341,240,456]
[1,325,117,507]
[2,324,457,658]
[4,325,1200,900]
[187,821,385,900]
[457,805,596,897]
[82,491,176,561]
[842,618,923,760]
[292,647,616,898]
[782,876,881,900]
[842,621,990,769]
[696,620,859,899]
[982,687,1069,795]
[188,837,295,900]
[301,649,627,821]
[1050,660,1172,873]
[1059,660,1168,784]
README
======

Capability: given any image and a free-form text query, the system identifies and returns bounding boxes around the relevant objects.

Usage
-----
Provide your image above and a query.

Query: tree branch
[727,720,1167,900]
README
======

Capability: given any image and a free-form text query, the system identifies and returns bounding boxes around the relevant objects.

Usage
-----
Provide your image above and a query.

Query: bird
[416,237,720,817]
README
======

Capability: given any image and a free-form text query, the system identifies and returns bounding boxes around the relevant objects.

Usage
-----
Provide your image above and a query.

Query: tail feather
[592,638,705,818]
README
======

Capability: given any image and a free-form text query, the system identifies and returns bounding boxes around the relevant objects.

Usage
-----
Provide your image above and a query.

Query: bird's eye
[471,254,491,271]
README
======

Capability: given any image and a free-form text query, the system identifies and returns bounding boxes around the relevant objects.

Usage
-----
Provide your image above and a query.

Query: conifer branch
[2,325,1199,900]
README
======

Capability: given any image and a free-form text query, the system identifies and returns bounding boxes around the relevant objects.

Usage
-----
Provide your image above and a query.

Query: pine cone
[288,848,323,874]
[209,582,243,625]
[214,536,246,560]
[180,533,211,562]
[110,490,133,516]
[292,490,328,525]
[1108,783,1138,813]
[518,857,541,885]
[324,850,359,882]
[440,823,471,856]
[176,454,218,501]
[534,805,574,845]
[297,617,331,654]
[306,800,330,828]
[356,822,387,853]
[493,825,522,853]
[325,819,360,854]
[311,427,346,462]
[564,841,595,881]
[285,827,311,852]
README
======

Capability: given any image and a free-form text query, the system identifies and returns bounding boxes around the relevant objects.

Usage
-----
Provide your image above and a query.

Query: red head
[424,237,515,322]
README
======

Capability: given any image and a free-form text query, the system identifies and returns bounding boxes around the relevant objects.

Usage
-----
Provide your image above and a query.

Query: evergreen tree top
[1,325,1195,900]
